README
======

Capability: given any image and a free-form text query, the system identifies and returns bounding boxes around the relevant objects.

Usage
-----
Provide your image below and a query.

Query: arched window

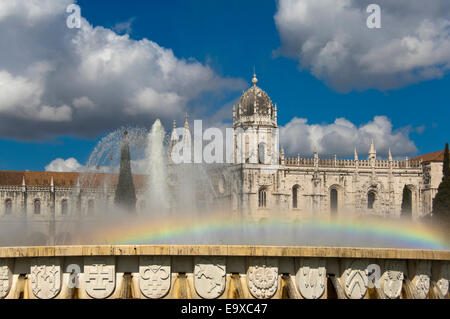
[401,186,412,217]
[292,185,299,209]
[258,142,266,164]
[34,199,41,215]
[5,199,12,215]
[245,135,250,163]
[258,188,267,208]
[88,199,95,215]
[330,189,338,214]
[368,192,376,209]
[61,199,68,215]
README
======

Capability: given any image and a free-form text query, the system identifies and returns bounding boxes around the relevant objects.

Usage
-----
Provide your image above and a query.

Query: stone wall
[0,245,448,299]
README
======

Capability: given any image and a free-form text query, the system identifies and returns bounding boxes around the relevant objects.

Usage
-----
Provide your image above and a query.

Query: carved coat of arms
[0,260,13,299]
[296,258,326,299]
[411,261,430,299]
[247,257,278,299]
[84,257,115,299]
[194,257,226,299]
[435,262,449,298]
[381,261,405,299]
[139,256,171,299]
[30,258,61,299]
[340,260,368,299]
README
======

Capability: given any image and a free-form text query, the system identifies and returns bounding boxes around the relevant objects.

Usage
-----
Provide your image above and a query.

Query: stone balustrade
[0,245,448,299]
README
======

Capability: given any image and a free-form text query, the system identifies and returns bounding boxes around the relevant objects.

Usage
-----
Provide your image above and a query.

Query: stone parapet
[0,245,448,299]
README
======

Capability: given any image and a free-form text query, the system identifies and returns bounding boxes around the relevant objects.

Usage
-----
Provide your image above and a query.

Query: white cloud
[0,0,244,140]
[275,0,450,91]
[280,115,418,159]
[45,157,83,172]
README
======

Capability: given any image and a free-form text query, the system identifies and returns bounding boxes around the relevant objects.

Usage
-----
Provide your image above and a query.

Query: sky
[0,0,449,171]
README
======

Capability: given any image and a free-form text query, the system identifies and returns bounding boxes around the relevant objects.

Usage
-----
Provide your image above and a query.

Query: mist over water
[0,119,448,251]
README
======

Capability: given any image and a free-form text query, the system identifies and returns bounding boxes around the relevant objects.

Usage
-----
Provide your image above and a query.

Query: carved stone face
[194,257,226,299]
[139,256,171,299]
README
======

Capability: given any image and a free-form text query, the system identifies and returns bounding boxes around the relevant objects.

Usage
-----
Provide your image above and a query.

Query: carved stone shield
[139,256,171,299]
[194,257,226,299]
[30,257,61,299]
[247,257,278,299]
[435,262,449,298]
[0,259,13,299]
[340,260,368,299]
[411,261,430,299]
[296,258,326,299]
[84,257,115,299]
[381,261,405,299]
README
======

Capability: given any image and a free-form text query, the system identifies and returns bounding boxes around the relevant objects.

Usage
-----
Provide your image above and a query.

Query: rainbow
[80,214,449,250]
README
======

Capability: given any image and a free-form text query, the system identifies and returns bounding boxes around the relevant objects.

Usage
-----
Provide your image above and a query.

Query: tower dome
[236,73,274,119]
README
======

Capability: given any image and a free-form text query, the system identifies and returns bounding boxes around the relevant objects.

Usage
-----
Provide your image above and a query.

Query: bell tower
[233,73,279,165]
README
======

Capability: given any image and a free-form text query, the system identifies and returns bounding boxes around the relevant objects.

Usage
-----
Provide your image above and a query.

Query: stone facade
[199,75,443,221]
[0,75,445,243]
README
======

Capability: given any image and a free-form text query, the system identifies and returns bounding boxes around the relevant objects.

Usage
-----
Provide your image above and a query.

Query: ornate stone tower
[114,130,137,212]
[232,73,279,165]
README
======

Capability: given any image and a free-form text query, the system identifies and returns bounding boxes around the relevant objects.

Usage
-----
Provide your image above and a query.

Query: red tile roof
[411,150,445,163]
[0,171,147,188]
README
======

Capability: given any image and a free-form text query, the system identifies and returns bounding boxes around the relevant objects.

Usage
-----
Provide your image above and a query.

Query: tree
[432,143,450,224]
[443,142,449,180]
[114,130,137,212]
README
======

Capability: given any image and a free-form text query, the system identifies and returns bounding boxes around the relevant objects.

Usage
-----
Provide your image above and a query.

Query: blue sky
[0,0,449,171]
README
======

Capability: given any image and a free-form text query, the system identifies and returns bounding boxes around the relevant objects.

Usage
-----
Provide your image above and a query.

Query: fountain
[144,119,169,213]
[0,119,448,300]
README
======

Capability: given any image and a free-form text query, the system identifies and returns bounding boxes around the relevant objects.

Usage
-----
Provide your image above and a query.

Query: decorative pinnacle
[252,72,258,86]
[122,130,128,138]
[184,113,189,129]
[173,120,176,130]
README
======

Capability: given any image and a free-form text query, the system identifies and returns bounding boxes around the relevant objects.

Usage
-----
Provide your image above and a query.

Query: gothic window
[292,185,299,209]
[88,199,95,215]
[258,142,266,164]
[5,199,12,215]
[330,189,338,214]
[61,199,68,215]
[245,135,250,163]
[401,186,412,217]
[34,199,41,215]
[258,187,267,208]
[368,192,376,209]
